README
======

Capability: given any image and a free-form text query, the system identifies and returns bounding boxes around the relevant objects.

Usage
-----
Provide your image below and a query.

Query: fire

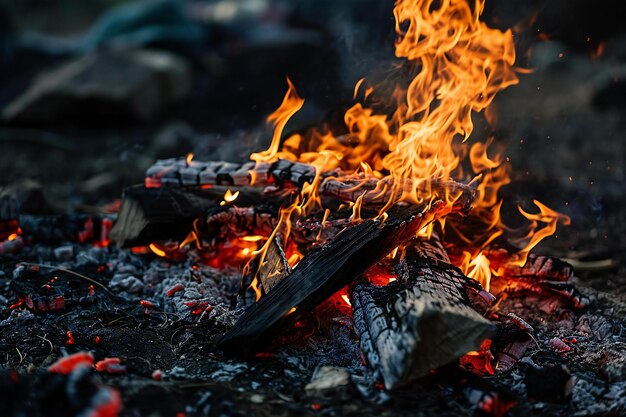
[463,251,494,291]
[185,153,194,166]
[220,189,240,206]
[509,200,571,267]
[175,0,570,302]
[250,77,305,163]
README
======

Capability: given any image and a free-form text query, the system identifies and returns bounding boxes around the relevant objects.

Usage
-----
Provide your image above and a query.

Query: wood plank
[218,203,443,355]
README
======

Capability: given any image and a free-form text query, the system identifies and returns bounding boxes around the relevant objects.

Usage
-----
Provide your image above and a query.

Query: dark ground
[0,1,624,416]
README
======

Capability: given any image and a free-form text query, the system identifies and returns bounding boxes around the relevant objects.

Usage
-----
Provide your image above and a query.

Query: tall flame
[243,0,569,298]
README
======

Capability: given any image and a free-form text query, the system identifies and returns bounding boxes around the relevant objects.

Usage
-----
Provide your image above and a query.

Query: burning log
[18,214,113,244]
[488,254,589,309]
[351,241,495,390]
[218,203,448,355]
[144,157,478,206]
[145,158,322,189]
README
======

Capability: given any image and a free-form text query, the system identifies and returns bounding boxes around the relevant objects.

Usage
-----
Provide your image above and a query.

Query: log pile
[102,156,585,391]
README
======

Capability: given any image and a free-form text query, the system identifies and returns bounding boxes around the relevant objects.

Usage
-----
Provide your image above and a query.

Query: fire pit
[1,1,624,416]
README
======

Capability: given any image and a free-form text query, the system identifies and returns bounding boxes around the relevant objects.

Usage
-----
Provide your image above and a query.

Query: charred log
[109,186,223,247]
[145,157,478,207]
[351,245,495,389]
[218,203,444,356]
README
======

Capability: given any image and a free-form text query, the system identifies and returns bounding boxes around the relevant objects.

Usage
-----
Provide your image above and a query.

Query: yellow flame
[186,153,194,166]
[251,77,305,163]
[220,189,240,206]
[341,295,351,306]
[149,243,167,257]
[464,251,493,291]
[510,200,571,266]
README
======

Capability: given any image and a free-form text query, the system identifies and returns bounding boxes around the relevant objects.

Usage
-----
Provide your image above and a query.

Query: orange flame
[251,77,305,163]
[236,0,570,299]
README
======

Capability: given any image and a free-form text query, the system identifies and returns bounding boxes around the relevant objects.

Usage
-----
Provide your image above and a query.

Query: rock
[53,245,74,261]
[80,0,203,53]
[525,363,573,403]
[109,274,145,294]
[3,49,190,124]
[305,366,351,392]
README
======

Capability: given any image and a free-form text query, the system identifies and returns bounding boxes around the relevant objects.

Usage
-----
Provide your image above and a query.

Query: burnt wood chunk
[110,186,223,247]
[218,204,440,355]
[145,158,319,188]
[238,235,292,308]
[352,247,495,390]
[498,252,574,281]
[145,157,477,207]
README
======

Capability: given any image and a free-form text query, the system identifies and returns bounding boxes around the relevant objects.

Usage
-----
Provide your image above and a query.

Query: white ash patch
[140,258,242,323]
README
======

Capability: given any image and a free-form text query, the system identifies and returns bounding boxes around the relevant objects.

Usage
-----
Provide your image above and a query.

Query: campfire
[1,1,624,416]
[131,0,577,374]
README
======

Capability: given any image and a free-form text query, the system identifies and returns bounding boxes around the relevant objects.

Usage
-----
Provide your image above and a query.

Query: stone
[305,366,351,392]
[3,49,190,124]
[53,245,74,261]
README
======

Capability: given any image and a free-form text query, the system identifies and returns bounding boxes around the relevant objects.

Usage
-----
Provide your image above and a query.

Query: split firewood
[351,241,495,390]
[237,235,292,308]
[111,185,288,247]
[218,202,451,356]
[110,185,228,247]
[319,177,476,210]
[145,158,322,189]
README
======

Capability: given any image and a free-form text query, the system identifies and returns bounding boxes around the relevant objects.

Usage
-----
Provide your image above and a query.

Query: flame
[509,200,571,266]
[341,295,351,306]
[250,77,305,163]
[149,243,167,257]
[229,0,569,300]
[462,251,494,291]
[220,189,240,206]
[186,153,194,166]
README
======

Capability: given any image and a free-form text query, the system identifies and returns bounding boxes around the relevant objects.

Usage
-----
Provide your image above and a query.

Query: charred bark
[351,243,495,390]
[218,203,444,356]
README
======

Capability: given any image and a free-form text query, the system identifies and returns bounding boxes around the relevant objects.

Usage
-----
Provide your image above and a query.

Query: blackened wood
[111,185,284,247]
[351,245,495,389]
[18,214,112,243]
[145,157,477,207]
[110,186,222,247]
[489,251,574,282]
[145,158,320,188]
[218,204,435,355]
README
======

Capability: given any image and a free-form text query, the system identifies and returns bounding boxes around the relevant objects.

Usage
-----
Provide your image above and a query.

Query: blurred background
[0,0,624,273]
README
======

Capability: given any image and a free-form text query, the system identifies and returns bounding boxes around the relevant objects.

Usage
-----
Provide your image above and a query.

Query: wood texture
[351,242,495,389]
[218,204,439,355]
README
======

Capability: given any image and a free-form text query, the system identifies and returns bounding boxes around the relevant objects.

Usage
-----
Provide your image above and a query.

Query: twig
[19,262,117,298]
[36,334,54,354]
[15,347,24,367]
